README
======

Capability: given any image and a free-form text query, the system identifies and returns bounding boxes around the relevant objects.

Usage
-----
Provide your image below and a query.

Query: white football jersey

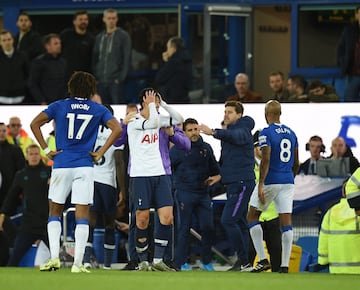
[93,125,118,186]
[127,103,165,177]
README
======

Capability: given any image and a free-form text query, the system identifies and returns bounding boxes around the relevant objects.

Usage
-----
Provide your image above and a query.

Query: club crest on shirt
[141,133,159,144]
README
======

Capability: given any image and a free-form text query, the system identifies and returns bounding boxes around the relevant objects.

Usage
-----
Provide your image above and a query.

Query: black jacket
[0,141,25,209]
[14,30,43,61]
[60,27,94,79]
[0,162,50,235]
[0,50,29,97]
[155,49,192,104]
[170,136,220,193]
[28,53,67,103]
[337,22,360,76]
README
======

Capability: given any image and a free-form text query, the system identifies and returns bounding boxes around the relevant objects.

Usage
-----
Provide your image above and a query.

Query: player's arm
[292,146,300,176]
[30,112,49,150]
[91,118,122,163]
[258,145,271,204]
[159,97,184,125]
[30,112,58,159]
[169,126,191,151]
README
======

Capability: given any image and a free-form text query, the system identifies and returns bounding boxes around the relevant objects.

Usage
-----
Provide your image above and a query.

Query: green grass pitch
[0,268,356,290]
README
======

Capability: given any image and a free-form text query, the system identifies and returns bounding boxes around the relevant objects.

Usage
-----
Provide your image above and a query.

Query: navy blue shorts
[90,182,118,216]
[130,175,173,210]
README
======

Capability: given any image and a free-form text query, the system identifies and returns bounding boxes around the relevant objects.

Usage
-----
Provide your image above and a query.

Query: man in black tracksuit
[170,118,221,270]
[0,144,51,266]
[199,101,256,271]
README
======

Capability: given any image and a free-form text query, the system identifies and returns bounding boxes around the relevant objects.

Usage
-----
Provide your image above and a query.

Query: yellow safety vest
[345,167,360,209]
[318,198,360,274]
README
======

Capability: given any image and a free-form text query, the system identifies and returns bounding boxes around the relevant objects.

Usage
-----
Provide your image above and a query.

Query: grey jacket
[92,27,131,83]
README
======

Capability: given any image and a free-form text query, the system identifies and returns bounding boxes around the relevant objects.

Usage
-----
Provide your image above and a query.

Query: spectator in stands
[227,73,262,103]
[6,116,35,158]
[28,33,67,105]
[269,71,290,102]
[298,135,326,175]
[287,74,308,102]
[337,6,360,102]
[0,30,29,105]
[199,101,256,272]
[0,122,26,210]
[92,8,131,104]
[0,122,25,265]
[329,136,360,175]
[170,118,220,271]
[155,36,192,104]
[60,10,94,80]
[0,144,51,266]
[307,80,339,102]
[318,180,360,274]
[14,12,43,62]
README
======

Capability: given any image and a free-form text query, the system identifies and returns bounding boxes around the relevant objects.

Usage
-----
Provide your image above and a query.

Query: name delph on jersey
[275,127,291,134]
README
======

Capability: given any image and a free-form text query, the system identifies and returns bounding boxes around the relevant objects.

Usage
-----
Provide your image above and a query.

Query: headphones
[305,135,325,153]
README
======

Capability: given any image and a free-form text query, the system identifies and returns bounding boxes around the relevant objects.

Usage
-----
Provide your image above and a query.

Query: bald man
[227,73,262,103]
[247,100,299,273]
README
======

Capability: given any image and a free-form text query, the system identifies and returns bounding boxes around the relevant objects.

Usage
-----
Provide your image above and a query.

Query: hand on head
[144,90,156,105]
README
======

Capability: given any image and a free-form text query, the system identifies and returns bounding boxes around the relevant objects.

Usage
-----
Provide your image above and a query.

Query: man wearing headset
[298,135,325,175]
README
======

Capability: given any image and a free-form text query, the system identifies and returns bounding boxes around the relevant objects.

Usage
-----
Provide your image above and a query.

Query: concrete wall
[253,6,291,100]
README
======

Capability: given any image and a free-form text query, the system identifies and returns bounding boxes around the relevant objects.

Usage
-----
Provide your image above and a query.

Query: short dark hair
[73,10,88,20]
[17,11,31,21]
[137,87,160,109]
[225,101,244,115]
[67,71,96,99]
[309,135,323,143]
[269,70,284,80]
[168,37,184,50]
[42,33,60,46]
[183,118,198,130]
[0,29,13,39]
[308,79,325,91]
[288,74,307,90]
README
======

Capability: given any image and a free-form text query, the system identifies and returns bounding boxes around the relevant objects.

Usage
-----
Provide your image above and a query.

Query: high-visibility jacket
[318,198,360,274]
[345,167,360,210]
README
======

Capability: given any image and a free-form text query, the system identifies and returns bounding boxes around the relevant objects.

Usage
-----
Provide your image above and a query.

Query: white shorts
[249,183,294,214]
[49,167,94,205]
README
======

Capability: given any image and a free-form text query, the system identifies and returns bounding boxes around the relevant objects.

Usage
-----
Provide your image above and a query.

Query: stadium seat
[253,242,302,272]
[299,249,312,272]
[296,236,319,265]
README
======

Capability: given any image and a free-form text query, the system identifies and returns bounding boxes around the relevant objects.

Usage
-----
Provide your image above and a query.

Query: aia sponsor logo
[141,133,159,144]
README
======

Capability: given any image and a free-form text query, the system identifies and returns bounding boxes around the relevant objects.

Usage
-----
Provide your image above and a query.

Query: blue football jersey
[259,123,298,185]
[43,98,114,168]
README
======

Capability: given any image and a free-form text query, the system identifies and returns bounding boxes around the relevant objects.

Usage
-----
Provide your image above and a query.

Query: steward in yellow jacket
[345,167,360,216]
[318,198,360,274]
